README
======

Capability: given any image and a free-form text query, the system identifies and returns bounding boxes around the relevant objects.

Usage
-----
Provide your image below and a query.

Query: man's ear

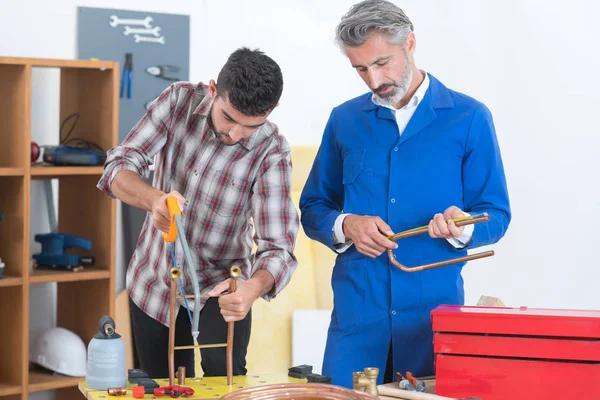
[405,32,416,57]
[209,79,217,100]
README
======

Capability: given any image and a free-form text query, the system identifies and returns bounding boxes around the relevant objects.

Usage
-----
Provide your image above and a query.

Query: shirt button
[393,147,398,152]
[391,198,396,203]
[391,310,397,315]
[193,170,199,176]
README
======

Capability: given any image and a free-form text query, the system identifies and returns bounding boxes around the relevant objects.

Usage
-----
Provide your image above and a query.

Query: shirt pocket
[342,149,373,214]
[203,168,253,218]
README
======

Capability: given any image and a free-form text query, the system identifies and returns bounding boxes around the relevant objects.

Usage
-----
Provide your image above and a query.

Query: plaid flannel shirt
[97,82,299,326]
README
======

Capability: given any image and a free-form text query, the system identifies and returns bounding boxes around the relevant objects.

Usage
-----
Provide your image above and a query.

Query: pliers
[146,65,180,81]
[120,52,133,99]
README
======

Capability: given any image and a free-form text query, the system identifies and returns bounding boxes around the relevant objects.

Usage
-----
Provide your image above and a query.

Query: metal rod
[387,213,494,272]
[226,266,241,386]
[174,343,228,350]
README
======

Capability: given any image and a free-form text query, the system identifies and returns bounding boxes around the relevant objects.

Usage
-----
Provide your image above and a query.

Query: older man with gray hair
[300,0,511,387]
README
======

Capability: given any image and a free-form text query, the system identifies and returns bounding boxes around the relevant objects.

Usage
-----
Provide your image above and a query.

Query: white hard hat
[31,327,87,377]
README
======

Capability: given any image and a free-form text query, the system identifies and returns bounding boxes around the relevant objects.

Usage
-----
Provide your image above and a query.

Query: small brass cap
[230,265,241,278]
[170,267,182,279]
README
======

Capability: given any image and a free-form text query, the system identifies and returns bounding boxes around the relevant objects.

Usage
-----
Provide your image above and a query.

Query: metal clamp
[387,213,494,272]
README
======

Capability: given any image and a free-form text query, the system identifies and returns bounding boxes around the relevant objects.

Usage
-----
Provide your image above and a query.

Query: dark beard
[207,105,235,146]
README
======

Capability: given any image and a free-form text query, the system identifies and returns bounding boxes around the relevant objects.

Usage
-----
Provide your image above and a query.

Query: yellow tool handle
[163,196,182,243]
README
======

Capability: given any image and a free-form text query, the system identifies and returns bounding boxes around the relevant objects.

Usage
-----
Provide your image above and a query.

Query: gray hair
[335,0,414,52]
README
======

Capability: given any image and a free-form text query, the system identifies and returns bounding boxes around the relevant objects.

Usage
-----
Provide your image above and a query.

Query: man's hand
[208,279,260,322]
[428,206,466,239]
[342,215,398,258]
[207,270,274,322]
[150,190,186,233]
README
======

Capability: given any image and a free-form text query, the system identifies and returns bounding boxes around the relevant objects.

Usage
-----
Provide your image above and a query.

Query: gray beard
[372,66,413,107]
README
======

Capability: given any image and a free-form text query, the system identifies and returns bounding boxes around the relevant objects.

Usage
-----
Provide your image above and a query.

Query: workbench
[79,375,437,399]
[78,373,306,399]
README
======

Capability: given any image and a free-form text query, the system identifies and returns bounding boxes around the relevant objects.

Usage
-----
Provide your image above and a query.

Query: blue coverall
[299,73,511,388]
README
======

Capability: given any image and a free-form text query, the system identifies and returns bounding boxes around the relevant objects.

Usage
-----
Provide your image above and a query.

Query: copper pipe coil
[227,265,242,386]
[387,213,494,272]
[219,383,379,400]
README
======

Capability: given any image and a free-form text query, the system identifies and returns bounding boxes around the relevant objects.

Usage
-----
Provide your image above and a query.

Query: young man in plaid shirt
[97,48,299,378]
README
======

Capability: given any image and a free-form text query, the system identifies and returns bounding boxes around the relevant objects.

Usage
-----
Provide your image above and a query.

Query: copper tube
[177,293,224,299]
[168,275,177,387]
[177,366,186,385]
[387,213,494,272]
[107,387,127,396]
[226,265,242,386]
[174,343,227,350]
[219,383,379,399]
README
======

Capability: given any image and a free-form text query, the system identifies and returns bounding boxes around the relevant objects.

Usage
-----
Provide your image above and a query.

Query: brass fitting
[352,367,379,397]
[170,267,181,279]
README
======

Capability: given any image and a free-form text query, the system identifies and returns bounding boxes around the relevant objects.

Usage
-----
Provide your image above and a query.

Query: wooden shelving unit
[0,57,118,400]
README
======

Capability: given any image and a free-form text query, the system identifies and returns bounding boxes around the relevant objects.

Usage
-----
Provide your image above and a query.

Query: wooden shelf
[0,56,116,70]
[30,165,104,177]
[29,268,110,284]
[28,370,81,393]
[0,382,21,397]
[0,276,23,288]
[0,168,25,177]
[0,55,118,400]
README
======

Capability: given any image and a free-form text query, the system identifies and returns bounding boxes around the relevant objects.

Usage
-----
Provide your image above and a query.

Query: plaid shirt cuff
[97,160,142,199]
[256,255,295,302]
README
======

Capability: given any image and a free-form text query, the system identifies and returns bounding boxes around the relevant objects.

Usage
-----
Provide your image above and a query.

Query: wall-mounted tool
[120,53,133,99]
[109,15,153,29]
[123,25,161,37]
[32,233,95,271]
[387,213,494,272]
[146,65,179,81]
[134,34,165,44]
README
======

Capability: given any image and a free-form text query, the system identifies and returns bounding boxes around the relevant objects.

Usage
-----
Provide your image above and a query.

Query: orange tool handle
[162,196,182,243]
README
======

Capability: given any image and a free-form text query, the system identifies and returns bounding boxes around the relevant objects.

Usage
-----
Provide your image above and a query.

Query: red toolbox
[431,305,600,400]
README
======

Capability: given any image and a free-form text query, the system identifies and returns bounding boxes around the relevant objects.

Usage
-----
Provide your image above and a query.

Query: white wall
[2,1,599,394]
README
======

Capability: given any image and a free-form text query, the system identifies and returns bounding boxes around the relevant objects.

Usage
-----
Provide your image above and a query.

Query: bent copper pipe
[168,267,181,386]
[226,265,242,386]
[387,213,494,272]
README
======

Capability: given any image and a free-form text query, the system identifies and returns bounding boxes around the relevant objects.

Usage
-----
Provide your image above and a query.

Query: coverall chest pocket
[204,168,252,218]
[342,150,373,214]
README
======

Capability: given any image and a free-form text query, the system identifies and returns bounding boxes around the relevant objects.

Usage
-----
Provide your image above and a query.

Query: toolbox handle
[387,213,494,272]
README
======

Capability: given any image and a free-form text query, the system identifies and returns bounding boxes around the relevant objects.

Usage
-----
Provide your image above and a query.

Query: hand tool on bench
[387,213,494,272]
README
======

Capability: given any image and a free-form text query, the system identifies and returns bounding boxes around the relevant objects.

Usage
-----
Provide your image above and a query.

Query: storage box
[431,305,600,400]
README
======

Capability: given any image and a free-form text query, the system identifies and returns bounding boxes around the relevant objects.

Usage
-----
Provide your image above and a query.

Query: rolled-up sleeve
[97,84,176,198]
[250,140,299,301]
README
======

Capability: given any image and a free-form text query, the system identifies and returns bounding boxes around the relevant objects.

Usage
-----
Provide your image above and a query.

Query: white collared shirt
[333,71,473,252]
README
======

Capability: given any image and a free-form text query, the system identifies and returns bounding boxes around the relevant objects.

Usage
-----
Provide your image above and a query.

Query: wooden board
[79,373,306,399]
[115,289,134,370]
